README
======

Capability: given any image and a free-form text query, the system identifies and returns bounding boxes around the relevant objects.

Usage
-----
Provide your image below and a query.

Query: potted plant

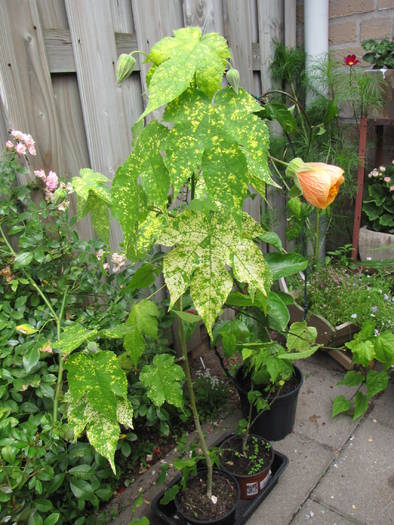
[359,164,394,261]
[362,38,394,119]
[216,315,319,441]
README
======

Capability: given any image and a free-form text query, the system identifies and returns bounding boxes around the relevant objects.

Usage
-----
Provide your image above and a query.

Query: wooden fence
[0,0,296,246]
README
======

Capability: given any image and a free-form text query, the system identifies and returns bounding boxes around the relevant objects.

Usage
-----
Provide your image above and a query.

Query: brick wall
[297,0,394,65]
[329,0,394,65]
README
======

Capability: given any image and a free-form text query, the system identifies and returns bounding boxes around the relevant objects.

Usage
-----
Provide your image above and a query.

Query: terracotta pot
[219,434,274,501]
[359,226,394,261]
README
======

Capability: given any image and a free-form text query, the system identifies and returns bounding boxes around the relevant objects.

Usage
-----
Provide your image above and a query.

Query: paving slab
[312,417,394,525]
[369,375,394,430]
[291,499,360,525]
[295,355,359,449]
[245,432,334,525]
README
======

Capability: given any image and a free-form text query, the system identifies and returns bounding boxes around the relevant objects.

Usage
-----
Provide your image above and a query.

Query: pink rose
[384,176,391,183]
[34,169,46,181]
[15,143,27,156]
[45,171,58,192]
[379,166,386,172]
[28,144,36,156]
[23,134,34,148]
[5,140,14,150]
[11,130,24,141]
[390,186,394,192]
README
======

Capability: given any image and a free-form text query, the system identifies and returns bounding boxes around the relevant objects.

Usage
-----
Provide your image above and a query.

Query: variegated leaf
[142,27,230,118]
[140,354,185,408]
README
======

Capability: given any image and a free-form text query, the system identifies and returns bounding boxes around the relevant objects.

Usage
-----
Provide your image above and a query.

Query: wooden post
[352,117,368,260]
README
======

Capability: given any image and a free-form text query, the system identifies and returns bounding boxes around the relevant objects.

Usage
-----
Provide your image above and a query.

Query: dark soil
[220,435,273,476]
[177,471,237,522]
[267,373,300,398]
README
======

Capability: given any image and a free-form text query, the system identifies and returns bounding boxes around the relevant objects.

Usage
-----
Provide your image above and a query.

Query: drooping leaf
[123,326,146,368]
[173,310,201,323]
[267,291,290,332]
[140,354,184,408]
[159,209,272,336]
[65,350,133,473]
[375,331,394,368]
[353,391,369,420]
[111,122,169,259]
[72,169,112,243]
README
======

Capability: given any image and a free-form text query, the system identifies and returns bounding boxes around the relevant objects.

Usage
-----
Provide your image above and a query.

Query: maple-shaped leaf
[65,350,133,472]
[140,354,185,408]
[158,209,272,336]
[72,169,112,243]
[163,87,276,209]
[142,27,231,118]
[111,121,169,259]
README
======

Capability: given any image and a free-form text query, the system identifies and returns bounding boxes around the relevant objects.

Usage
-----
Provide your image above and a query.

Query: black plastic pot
[236,365,303,441]
[174,468,239,525]
[219,434,274,501]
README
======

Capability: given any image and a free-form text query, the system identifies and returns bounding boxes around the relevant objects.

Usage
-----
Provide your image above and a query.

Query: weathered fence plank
[0,0,65,182]
[182,0,224,33]
[65,0,132,246]
[257,0,287,247]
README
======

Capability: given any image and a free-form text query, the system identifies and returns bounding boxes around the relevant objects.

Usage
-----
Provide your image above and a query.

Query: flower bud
[226,67,240,94]
[116,53,136,84]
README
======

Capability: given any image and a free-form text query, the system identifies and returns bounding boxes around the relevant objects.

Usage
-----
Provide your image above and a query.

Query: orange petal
[297,162,344,209]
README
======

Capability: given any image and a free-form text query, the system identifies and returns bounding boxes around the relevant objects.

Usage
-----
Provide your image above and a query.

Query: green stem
[268,154,289,168]
[176,298,213,498]
[53,286,69,424]
[314,209,321,266]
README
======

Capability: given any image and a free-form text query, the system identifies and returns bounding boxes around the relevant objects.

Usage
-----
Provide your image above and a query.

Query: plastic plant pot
[236,365,304,441]
[219,434,274,500]
[174,468,240,525]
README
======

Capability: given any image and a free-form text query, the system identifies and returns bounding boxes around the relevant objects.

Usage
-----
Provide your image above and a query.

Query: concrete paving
[109,353,394,525]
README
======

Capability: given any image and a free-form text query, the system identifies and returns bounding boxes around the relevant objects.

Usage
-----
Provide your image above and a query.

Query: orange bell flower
[296,162,345,209]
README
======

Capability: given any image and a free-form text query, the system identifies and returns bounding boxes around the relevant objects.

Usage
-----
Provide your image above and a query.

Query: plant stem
[53,286,69,424]
[314,209,321,266]
[176,298,213,498]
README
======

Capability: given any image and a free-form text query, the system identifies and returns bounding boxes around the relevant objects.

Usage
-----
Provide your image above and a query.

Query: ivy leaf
[140,354,184,408]
[332,395,351,417]
[53,324,97,357]
[159,210,271,336]
[353,392,369,420]
[142,27,230,118]
[72,169,111,243]
[366,370,389,399]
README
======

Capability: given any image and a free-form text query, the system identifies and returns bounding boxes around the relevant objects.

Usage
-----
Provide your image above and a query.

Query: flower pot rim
[174,467,239,525]
[360,225,394,236]
[236,364,304,401]
[218,433,274,480]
